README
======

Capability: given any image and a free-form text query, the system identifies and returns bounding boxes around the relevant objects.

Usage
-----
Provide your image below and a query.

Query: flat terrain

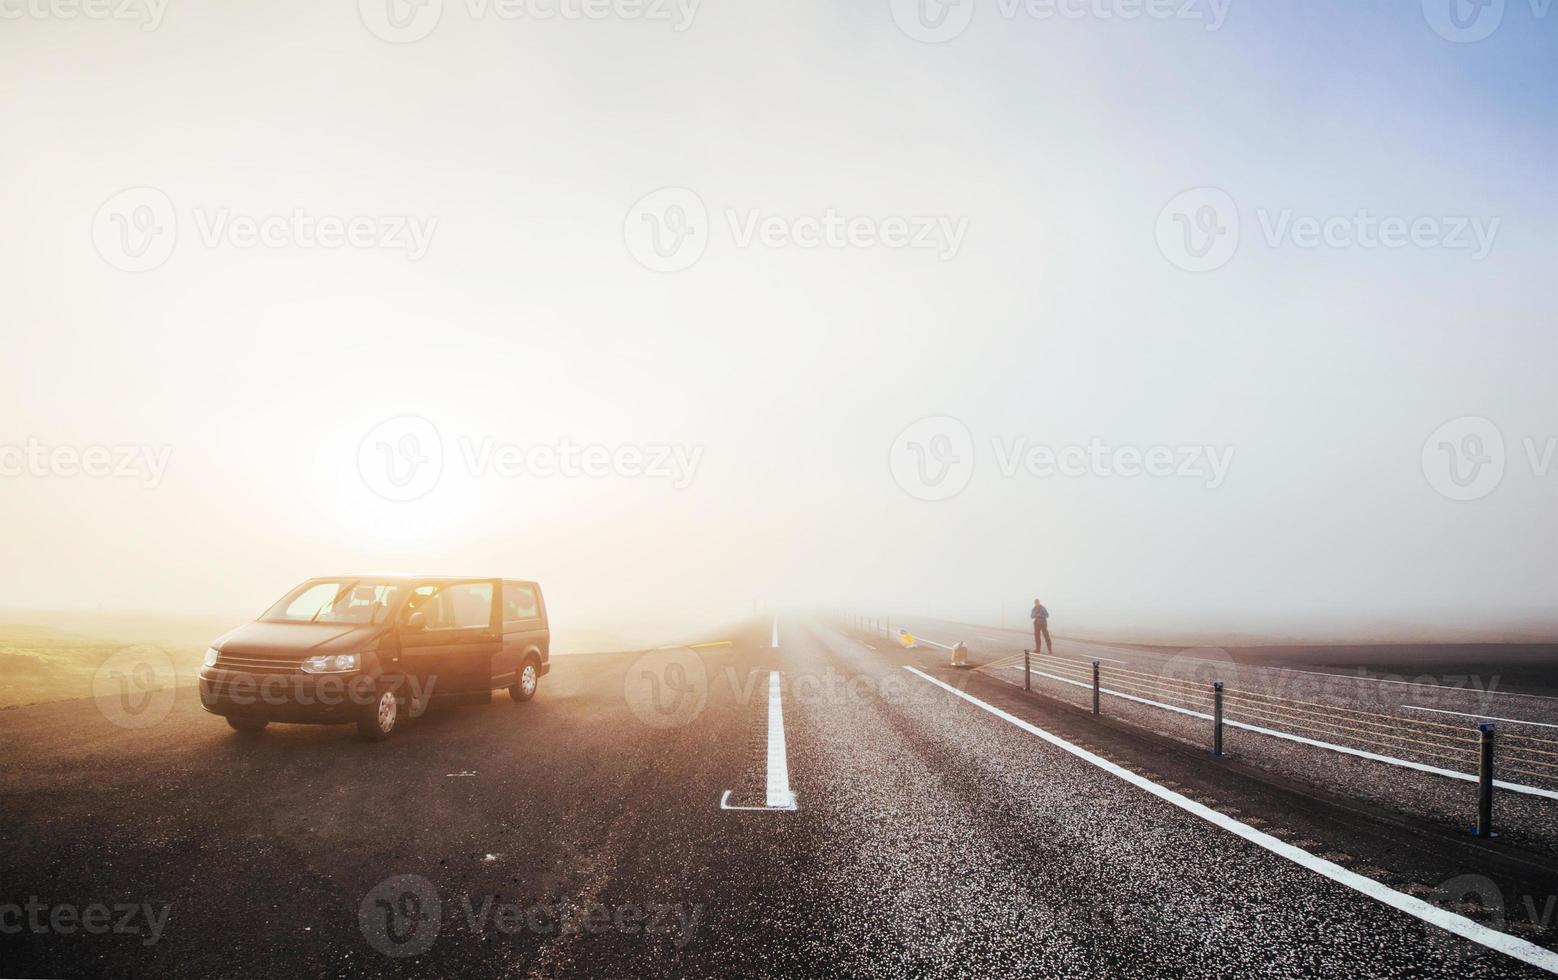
[2,616,1556,978]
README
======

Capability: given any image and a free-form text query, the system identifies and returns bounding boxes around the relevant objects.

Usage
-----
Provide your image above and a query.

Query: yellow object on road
[897,629,917,649]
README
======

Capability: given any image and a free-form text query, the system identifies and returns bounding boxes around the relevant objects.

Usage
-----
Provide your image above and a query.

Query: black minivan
[199,575,550,740]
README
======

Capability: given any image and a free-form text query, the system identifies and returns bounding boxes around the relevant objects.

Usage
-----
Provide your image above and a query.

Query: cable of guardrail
[1215,686,1477,735]
[1027,659,1216,710]
[1500,740,1558,761]
[1039,663,1217,713]
[1219,693,1479,747]
[1503,756,1558,774]
[1499,756,1558,776]
[1220,703,1480,764]
[1221,693,1479,749]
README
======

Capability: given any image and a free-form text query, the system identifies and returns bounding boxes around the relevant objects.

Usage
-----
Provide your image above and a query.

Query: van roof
[319,574,538,585]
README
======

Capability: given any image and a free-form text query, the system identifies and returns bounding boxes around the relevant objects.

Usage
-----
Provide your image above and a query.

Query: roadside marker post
[1213,681,1225,757]
[1023,649,1031,691]
[1092,660,1101,715]
[1477,722,1496,838]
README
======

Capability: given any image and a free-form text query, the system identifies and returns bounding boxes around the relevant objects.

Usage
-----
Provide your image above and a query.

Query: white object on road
[951,642,969,667]
[720,670,798,812]
[904,666,1558,976]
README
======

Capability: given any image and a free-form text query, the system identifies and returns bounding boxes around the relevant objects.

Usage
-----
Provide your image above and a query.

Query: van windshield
[260,580,407,624]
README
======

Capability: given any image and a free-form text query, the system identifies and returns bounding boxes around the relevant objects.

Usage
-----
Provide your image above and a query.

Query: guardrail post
[1023,649,1031,691]
[1212,681,1225,757]
[1092,660,1100,715]
[1477,722,1496,838]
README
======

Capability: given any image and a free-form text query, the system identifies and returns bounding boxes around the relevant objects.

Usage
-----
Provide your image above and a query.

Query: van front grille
[215,653,304,674]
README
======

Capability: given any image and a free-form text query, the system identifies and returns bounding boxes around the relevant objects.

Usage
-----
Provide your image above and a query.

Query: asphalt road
[3,616,1557,978]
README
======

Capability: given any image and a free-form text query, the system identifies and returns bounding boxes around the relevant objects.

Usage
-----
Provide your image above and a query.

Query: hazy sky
[1,0,1554,637]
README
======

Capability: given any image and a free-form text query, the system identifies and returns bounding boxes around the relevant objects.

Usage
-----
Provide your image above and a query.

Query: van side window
[503,583,540,624]
[407,583,493,630]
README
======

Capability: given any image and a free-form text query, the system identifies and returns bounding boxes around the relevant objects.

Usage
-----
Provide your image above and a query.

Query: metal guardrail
[991,648,1558,837]
[841,615,1558,833]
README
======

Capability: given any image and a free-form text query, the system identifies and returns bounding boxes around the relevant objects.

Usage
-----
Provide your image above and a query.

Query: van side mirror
[404,612,427,633]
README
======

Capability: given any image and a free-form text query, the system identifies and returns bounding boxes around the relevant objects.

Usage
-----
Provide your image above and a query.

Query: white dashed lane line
[903,666,1558,976]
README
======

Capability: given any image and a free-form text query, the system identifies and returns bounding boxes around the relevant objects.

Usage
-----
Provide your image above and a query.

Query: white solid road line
[903,666,1558,976]
[1403,705,1558,730]
[765,671,796,808]
[1010,664,1558,802]
[720,670,797,812]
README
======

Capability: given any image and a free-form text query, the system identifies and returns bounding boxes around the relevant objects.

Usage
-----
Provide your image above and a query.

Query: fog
[2,1,1554,642]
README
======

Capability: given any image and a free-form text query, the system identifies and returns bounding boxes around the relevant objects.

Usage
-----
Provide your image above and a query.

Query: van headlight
[202,648,220,668]
[300,653,361,674]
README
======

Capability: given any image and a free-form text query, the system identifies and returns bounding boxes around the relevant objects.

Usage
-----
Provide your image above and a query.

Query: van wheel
[357,690,398,741]
[227,717,268,735]
[509,661,539,703]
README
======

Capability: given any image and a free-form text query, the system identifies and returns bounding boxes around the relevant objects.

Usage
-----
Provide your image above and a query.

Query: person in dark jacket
[1031,599,1051,654]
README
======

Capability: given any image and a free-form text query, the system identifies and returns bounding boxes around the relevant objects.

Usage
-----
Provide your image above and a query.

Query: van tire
[227,717,268,734]
[509,659,539,703]
[357,690,398,741]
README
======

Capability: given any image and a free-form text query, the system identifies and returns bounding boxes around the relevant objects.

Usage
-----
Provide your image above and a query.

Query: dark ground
[2,616,1556,978]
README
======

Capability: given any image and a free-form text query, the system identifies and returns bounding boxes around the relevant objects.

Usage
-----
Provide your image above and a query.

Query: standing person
[1031,599,1052,655]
